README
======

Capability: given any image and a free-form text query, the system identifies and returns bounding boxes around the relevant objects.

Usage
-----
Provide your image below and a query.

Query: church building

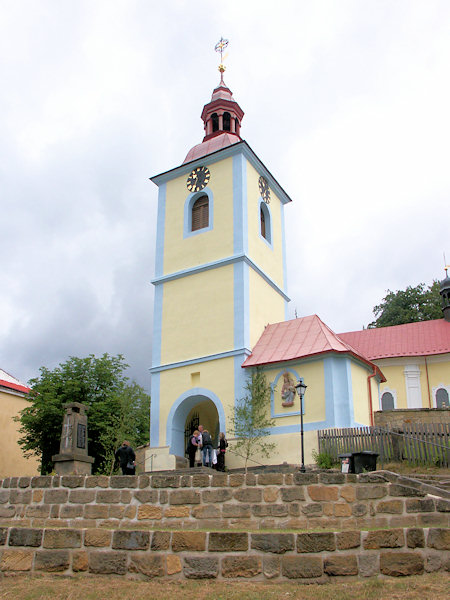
[146,59,397,471]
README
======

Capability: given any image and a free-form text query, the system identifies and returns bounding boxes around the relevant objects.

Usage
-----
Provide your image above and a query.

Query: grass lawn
[0,573,449,600]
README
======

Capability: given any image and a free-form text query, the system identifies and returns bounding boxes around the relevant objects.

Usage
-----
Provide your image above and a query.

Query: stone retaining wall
[1,472,449,531]
[0,526,448,579]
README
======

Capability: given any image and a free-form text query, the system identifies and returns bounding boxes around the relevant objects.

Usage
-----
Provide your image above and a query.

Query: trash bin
[351,451,378,474]
[339,453,354,474]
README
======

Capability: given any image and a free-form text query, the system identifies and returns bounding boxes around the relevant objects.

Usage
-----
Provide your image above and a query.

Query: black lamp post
[295,380,307,472]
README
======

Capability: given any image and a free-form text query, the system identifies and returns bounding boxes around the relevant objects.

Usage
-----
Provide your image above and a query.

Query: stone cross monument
[52,402,95,475]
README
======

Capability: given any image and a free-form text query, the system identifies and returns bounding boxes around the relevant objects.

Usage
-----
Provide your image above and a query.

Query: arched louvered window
[192,195,209,231]
[260,201,271,244]
[223,112,231,131]
[260,205,266,239]
[436,387,449,409]
[211,113,219,132]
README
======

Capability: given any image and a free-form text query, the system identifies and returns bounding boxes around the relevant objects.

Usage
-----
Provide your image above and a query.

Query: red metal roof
[0,369,30,394]
[242,315,383,380]
[338,319,450,360]
[183,132,241,164]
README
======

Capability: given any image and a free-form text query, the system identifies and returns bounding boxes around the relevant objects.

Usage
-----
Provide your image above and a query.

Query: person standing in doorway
[201,428,213,467]
[216,432,228,472]
[187,430,200,468]
[115,440,136,475]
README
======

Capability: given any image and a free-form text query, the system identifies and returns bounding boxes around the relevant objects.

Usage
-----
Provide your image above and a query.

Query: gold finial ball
[218,64,226,73]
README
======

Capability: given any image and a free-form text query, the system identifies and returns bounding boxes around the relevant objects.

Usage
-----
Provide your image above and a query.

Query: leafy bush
[312,450,338,469]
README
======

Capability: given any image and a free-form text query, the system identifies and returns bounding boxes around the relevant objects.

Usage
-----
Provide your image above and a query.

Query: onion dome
[183,67,244,164]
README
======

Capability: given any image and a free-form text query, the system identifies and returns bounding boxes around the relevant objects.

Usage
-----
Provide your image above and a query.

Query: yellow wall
[246,162,285,289]
[0,390,39,477]
[248,269,286,348]
[157,357,237,446]
[163,158,234,275]
[160,265,235,365]
[351,362,373,425]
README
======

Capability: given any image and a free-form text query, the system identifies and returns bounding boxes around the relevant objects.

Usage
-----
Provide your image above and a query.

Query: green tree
[368,281,442,328]
[16,354,150,475]
[231,368,275,472]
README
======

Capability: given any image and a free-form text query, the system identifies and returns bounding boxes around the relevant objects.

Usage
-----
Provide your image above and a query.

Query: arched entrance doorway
[166,389,226,458]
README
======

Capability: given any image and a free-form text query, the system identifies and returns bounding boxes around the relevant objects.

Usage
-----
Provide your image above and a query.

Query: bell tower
[147,41,292,470]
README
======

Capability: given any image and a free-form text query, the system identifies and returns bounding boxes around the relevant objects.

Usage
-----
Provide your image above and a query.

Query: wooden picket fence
[318,423,450,468]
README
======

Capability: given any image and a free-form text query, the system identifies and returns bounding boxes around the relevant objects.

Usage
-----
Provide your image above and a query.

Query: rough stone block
[84,529,111,547]
[363,529,404,549]
[151,475,180,488]
[133,490,158,504]
[406,528,425,548]
[380,551,424,576]
[301,503,323,516]
[251,533,295,554]
[358,553,379,577]
[352,503,367,517]
[427,528,450,550]
[72,550,88,572]
[151,531,171,550]
[169,490,201,505]
[209,532,248,552]
[0,528,7,545]
[85,476,110,488]
[69,489,95,504]
[0,549,33,571]
[435,498,450,512]
[35,550,69,572]
[210,473,228,487]
[43,528,81,549]
[297,532,335,553]
[84,504,109,519]
[340,485,356,503]
[165,506,190,518]
[293,472,318,485]
[270,504,289,517]
[43,489,69,504]
[307,485,338,502]
[222,504,251,518]
[263,556,280,579]
[258,473,283,486]
[129,553,165,578]
[89,551,127,574]
[192,474,210,487]
[376,499,404,514]
[26,505,50,518]
[390,516,418,528]
[60,476,85,488]
[336,530,360,550]
[233,488,262,503]
[183,556,219,579]
[281,487,305,502]
[0,506,15,519]
[245,473,256,486]
[10,490,32,504]
[112,530,150,550]
[356,485,387,500]
[202,489,232,503]
[389,484,426,497]
[138,475,150,488]
[406,498,435,513]
[334,503,352,517]
[18,477,31,488]
[281,556,323,579]
[137,505,162,520]
[172,532,206,552]
[60,504,83,518]
[32,490,43,503]
[222,555,261,578]
[120,491,132,503]
[167,555,182,575]
[319,472,345,484]
[9,527,42,547]
[192,505,220,519]
[0,490,10,504]
[159,490,168,504]
[324,554,358,576]
[418,514,447,527]
[96,490,121,503]
[288,503,301,516]
[110,475,138,488]
[31,476,52,488]
[228,474,245,487]
[263,487,279,503]
[425,553,443,573]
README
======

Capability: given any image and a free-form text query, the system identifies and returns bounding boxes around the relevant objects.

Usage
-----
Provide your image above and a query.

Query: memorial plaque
[77,423,87,449]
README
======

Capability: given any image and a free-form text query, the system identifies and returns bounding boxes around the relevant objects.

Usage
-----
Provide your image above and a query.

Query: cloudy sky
[2,1,449,392]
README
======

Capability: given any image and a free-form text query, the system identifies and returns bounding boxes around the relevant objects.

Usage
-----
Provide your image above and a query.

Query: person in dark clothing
[201,429,213,467]
[216,432,228,472]
[187,430,200,468]
[115,440,136,475]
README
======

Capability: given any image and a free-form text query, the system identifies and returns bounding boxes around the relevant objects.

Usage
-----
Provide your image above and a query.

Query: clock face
[258,175,270,203]
[187,166,211,193]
